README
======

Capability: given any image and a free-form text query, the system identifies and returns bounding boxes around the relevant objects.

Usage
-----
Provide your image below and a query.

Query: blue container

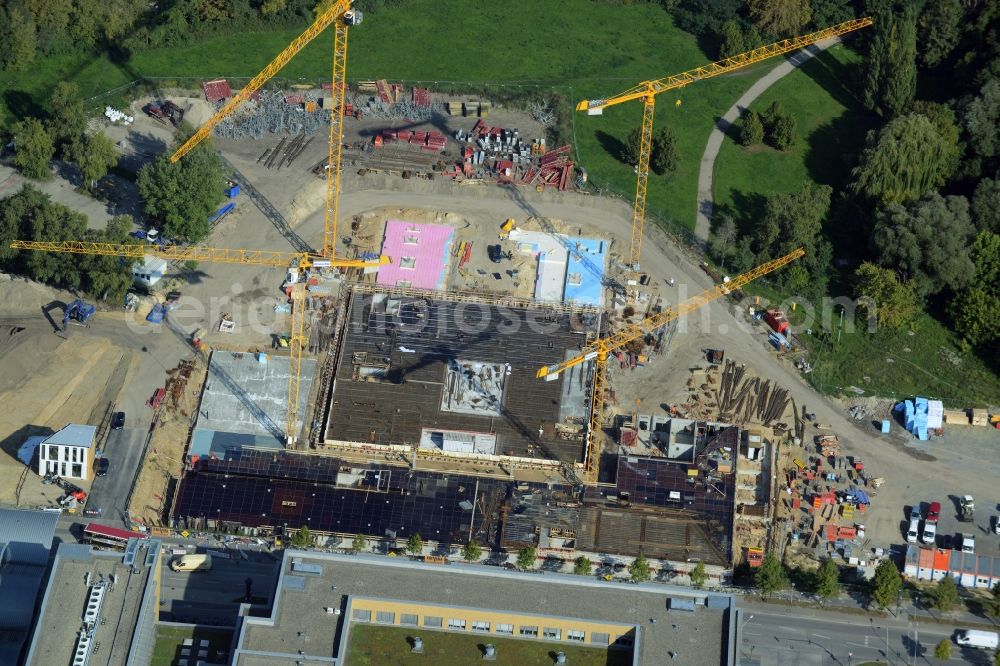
[146,303,164,323]
[209,202,236,224]
[226,184,241,198]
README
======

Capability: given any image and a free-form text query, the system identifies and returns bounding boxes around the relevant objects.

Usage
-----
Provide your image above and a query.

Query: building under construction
[321,286,600,469]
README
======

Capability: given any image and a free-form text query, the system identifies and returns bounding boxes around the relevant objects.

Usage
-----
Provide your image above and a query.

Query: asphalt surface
[738,602,993,665]
[158,551,281,626]
[86,426,148,521]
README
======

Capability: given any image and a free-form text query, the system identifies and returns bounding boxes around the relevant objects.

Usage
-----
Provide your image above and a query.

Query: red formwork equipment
[412,87,431,107]
[202,79,232,103]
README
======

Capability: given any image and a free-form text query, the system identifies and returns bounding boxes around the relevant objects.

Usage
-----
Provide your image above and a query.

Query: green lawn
[151,626,233,666]
[0,0,791,233]
[800,311,1000,406]
[713,44,875,228]
[347,624,633,666]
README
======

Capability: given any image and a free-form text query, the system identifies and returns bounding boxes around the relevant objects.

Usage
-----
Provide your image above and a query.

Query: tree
[850,113,953,205]
[934,639,952,660]
[629,553,651,583]
[261,0,287,16]
[47,81,86,151]
[873,193,976,297]
[405,532,423,556]
[949,231,1000,344]
[769,113,797,150]
[751,183,832,288]
[962,79,1000,161]
[690,560,707,588]
[739,110,764,146]
[717,19,746,59]
[350,533,368,553]
[573,556,592,576]
[931,574,960,612]
[863,11,917,116]
[815,559,840,601]
[0,185,87,288]
[761,100,785,132]
[651,126,680,175]
[972,177,1000,233]
[0,3,38,72]
[12,118,55,180]
[516,547,536,570]
[754,554,787,598]
[290,525,313,548]
[748,0,811,37]
[711,214,739,266]
[907,100,960,186]
[854,262,919,329]
[870,559,901,609]
[137,143,226,241]
[66,133,119,191]
[461,540,482,562]
[810,0,854,28]
[81,215,138,302]
[989,583,1000,618]
[621,126,642,165]
[917,0,964,68]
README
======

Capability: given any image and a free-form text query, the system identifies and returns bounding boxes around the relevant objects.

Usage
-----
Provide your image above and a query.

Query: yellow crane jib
[169,0,357,164]
[8,240,389,271]
[576,17,872,114]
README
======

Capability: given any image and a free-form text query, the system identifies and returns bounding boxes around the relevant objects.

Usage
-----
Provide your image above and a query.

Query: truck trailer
[170,553,213,572]
[955,629,998,649]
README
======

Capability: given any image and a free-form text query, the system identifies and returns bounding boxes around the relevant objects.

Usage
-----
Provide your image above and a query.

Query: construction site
[7,7,1000,612]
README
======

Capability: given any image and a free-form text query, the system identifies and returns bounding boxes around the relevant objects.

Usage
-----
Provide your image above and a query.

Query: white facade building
[37,424,96,481]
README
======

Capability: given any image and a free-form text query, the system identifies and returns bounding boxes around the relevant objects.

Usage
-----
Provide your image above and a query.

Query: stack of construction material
[378,128,448,152]
[203,79,232,103]
[412,87,431,107]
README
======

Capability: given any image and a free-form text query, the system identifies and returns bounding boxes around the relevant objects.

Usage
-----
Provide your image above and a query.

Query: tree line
[691,0,1000,354]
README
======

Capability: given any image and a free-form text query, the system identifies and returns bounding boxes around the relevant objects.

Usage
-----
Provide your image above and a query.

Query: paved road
[86,426,148,521]
[694,37,841,243]
[738,602,989,665]
[159,552,281,626]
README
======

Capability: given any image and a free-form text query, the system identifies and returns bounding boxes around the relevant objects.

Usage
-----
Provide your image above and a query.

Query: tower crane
[10,241,387,447]
[578,18,870,298]
[170,0,360,259]
[10,1,383,446]
[537,248,805,483]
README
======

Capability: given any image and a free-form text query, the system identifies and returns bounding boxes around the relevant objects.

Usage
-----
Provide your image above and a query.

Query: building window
[61,463,67,477]
[72,464,82,478]
[471,621,490,633]
[591,632,610,645]
[404,234,419,245]
[567,630,585,642]
[396,280,412,288]
[400,614,418,626]
[400,257,417,270]
[352,609,372,622]
[375,611,395,624]
[448,619,466,630]
[543,628,561,641]
[519,626,538,638]
[423,616,442,628]
[496,624,514,636]
[613,636,634,647]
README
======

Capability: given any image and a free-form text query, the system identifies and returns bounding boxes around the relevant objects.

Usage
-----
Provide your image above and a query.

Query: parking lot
[86,425,148,520]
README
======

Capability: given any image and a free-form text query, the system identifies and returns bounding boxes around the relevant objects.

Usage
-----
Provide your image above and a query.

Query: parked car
[994,516,1000,536]
[961,533,975,554]
[906,518,920,543]
[111,411,125,430]
[95,457,110,477]
[910,504,922,521]
[926,501,940,523]
[938,533,953,549]
[487,244,503,263]
[921,521,937,544]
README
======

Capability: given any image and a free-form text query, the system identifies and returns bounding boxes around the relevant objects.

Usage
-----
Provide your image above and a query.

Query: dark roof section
[173,462,512,545]
[325,292,595,463]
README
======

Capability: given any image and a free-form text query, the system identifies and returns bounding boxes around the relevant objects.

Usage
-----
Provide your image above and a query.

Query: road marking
[745,632,761,637]
[811,634,831,639]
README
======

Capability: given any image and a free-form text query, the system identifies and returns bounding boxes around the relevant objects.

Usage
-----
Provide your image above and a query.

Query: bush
[739,110,764,146]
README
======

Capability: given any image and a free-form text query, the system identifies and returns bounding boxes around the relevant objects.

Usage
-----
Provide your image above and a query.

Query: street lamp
[848,651,853,666]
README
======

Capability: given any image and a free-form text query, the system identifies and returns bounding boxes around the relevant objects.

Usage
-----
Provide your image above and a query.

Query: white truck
[170,553,212,572]
[955,629,998,649]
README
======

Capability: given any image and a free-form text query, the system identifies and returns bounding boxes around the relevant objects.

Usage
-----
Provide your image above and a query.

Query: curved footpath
[694,37,842,243]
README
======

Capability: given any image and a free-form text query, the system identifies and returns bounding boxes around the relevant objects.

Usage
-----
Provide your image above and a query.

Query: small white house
[38,424,96,481]
[132,255,169,289]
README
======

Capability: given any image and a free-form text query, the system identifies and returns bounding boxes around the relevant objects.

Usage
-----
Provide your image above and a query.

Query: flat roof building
[0,508,59,664]
[24,538,163,666]
[38,423,97,480]
[231,551,740,666]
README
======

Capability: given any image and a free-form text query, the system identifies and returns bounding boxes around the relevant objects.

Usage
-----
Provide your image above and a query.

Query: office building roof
[43,424,97,449]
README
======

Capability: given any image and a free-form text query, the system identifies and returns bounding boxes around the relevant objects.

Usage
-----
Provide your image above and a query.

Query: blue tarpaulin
[146,303,164,323]
[209,202,236,224]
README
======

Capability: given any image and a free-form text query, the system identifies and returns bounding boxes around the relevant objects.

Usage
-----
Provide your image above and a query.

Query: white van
[920,522,936,545]
[170,553,212,572]
[955,629,998,649]
[906,518,920,543]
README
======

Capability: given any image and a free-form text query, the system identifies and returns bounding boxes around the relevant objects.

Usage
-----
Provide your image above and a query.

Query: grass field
[347,624,633,666]
[151,626,232,666]
[0,0,791,232]
[712,44,874,229]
